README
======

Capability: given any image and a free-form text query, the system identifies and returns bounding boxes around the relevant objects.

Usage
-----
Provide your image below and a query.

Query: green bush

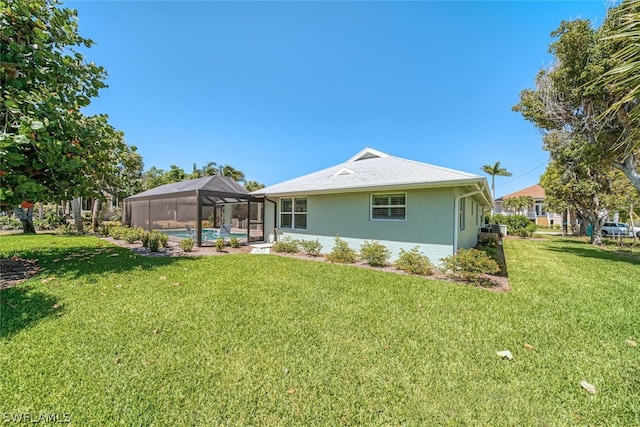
[98,221,118,237]
[298,239,322,256]
[214,237,225,252]
[159,232,169,248]
[124,227,144,244]
[0,216,22,230]
[229,236,241,248]
[480,236,498,248]
[395,247,433,275]
[489,214,536,237]
[272,237,300,254]
[180,237,195,252]
[147,231,162,252]
[141,232,150,248]
[359,240,391,267]
[326,237,357,264]
[57,224,83,235]
[504,215,536,237]
[141,230,166,252]
[109,225,129,240]
[487,214,508,225]
[440,248,500,283]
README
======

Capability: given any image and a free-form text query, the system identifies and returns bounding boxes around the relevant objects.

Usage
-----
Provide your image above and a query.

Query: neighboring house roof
[495,184,545,202]
[126,175,249,201]
[252,147,492,203]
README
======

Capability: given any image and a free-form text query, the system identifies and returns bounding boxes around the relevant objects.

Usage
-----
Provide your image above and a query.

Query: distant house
[252,148,493,263]
[494,184,562,227]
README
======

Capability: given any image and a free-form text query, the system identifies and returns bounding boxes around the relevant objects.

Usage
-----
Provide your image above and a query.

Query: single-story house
[251,148,493,263]
[494,184,562,227]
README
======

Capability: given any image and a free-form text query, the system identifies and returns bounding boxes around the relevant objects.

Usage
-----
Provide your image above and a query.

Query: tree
[245,180,265,192]
[502,195,534,215]
[217,164,246,183]
[597,0,640,177]
[514,4,640,195]
[1,0,129,233]
[540,130,627,244]
[480,162,512,207]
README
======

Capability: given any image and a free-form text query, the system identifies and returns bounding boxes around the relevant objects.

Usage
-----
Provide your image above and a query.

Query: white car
[602,222,629,237]
[623,223,640,238]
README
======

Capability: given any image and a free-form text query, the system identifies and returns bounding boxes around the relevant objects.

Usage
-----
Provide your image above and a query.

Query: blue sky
[69,0,609,198]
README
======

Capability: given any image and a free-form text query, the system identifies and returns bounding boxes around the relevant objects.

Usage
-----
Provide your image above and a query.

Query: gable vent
[347,147,389,163]
[334,167,356,176]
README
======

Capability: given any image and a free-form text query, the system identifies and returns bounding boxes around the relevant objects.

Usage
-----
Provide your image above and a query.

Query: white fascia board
[259,178,488,198]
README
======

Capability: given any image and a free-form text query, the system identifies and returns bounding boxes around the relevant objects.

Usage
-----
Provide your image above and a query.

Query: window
[371,193,406,220]
[535,203,546,216]
[280,198,307,229]
[459,197,466,230]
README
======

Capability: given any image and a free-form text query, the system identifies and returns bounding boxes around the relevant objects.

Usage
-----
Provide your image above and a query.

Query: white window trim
[279,197,307,230]
[370,193,407,222]
[459,197,466,231]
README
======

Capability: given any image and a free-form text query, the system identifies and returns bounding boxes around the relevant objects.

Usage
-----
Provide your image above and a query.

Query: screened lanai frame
[123,176,265,247]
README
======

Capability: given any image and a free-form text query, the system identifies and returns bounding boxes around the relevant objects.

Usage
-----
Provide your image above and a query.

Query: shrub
[141,232,150,248]
[159,232,169,248]
[359,240,391,267]
[480,236,498,248]
[0,216,22,230]
[298,239,322,256]
[124,227,144,244]
[229,236,241,248]
[326,237,357,264]
[440,248,499,283]
[487,214,508,226]
[109,225,128,240]
[141,230,166,252]
[272,237,300,253]
[44,212,67,229]
[98,221,118,237]
[504,214,536,237]
[214,237,225,252]
[147,231,162,252]
[57,224,82,235]
[395,247,433,275]
[180,237,195,252]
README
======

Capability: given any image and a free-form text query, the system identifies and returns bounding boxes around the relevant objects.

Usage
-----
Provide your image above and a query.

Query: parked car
[602,222,629,237]
[623,223,640,238]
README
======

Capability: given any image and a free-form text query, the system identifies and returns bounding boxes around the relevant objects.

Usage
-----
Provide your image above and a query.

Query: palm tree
[217,164,246,183]
[481,161,513,206]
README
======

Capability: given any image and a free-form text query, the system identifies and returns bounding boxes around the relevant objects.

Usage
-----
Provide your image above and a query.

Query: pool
[161,229,247,240]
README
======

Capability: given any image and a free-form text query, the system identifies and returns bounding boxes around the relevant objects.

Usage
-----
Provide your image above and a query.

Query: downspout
[453,187,484,254]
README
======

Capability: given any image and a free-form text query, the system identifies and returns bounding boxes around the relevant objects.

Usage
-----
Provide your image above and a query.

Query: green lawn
[1,235,639,425]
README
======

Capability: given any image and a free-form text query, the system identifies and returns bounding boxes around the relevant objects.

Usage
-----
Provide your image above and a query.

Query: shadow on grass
[0,234,200,281]
[0,285,60,340]
[545,238,640,266]
[0,235,209,340]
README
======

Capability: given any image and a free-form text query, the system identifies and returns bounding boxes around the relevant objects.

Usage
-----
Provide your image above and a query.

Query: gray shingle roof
[252,148,487,196]
[126,175,248,200]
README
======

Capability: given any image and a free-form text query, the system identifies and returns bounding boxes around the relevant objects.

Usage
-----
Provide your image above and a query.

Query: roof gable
[496,184,545,201]
[347,147,389,162]
[253,148,487,197]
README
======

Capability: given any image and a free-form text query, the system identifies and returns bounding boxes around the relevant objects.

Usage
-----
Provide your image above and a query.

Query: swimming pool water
[160,229,246,240]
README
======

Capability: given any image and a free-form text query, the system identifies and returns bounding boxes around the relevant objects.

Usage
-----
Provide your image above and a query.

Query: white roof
[253,148,490,198]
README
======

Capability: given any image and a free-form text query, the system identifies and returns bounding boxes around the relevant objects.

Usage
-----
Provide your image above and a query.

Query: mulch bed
[0,235,510,292]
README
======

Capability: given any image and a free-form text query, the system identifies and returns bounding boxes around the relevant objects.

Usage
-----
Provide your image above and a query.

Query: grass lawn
[1,234,639,425]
